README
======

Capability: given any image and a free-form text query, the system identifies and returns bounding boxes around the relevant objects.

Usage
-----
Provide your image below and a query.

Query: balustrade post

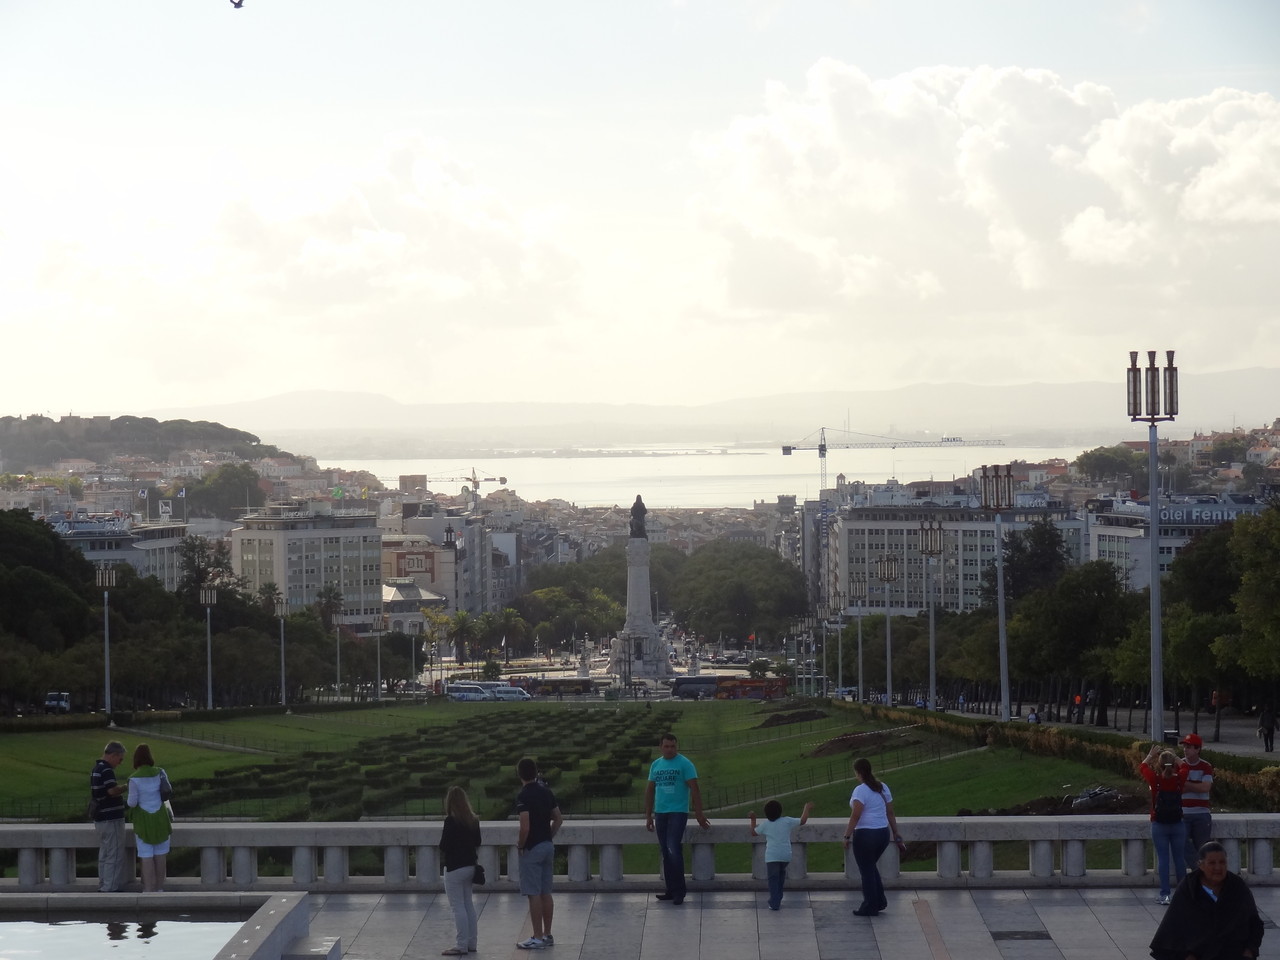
[384,846,408,884]
[969,841,993,879]
[1062,839,1086,877]
[751,842,766,880]
[201,846,226,885]
[790,842,808,881]
[1121,839,1146,877]
[599,845,623,882]
[414,845,440,885]
[937,841,961,879]
[48,848,74,886]
[323,846,348,884]
[232,846,257,886]
[1250,839,1273,876]
[566,845,591,882]
[690,842,715,881]
[17,848,42,888]
[1029,839,1053,878]
[293,847,317,885]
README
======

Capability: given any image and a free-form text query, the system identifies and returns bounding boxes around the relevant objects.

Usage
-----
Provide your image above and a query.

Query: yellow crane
[782,427,1004,493]
[426,469,508,512]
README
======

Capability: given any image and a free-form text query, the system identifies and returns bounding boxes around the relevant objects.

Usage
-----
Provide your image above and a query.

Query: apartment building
[231,499,383,632]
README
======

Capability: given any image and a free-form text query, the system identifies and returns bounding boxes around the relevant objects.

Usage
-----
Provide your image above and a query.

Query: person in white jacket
[126,743,173,892]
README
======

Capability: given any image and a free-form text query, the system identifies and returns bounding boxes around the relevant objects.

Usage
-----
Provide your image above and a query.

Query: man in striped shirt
[90,741,128,892]
[1179,733,1214,866]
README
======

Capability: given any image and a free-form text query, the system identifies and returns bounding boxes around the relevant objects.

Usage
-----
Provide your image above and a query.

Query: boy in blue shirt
[749,798,814,910]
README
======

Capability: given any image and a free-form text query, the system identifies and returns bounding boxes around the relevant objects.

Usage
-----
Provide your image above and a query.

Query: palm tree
[449,611,477,665]
[498,607,527,664]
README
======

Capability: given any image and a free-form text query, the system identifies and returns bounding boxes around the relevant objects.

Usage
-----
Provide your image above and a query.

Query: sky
[2,1,1278,418]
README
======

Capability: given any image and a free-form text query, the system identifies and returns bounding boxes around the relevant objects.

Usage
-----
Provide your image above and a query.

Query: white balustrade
[2,816,1277,893]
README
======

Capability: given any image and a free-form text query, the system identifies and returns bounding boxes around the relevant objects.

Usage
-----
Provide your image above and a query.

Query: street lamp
[97,567,116,724]
[876,556,900,706]
[275,600,288,708]
[832,589,847,696]
[849,574,867,703]
[372,613,386,701]
[920,520,944,712]
[1127,349,1179,735]
[200,586,217,709]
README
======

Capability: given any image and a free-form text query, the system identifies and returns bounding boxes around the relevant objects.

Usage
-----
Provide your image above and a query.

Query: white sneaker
[542,934,554,946]
[1157,894,1171,905]
[517,937,546,950]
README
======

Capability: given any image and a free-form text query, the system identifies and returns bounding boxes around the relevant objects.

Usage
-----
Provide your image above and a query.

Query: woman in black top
[439,786,482,955]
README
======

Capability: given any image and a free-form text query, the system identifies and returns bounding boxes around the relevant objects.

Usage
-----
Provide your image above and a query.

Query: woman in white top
[842,757,904,917]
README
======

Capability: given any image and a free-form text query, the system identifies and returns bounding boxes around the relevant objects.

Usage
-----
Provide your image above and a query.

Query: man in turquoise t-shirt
[644,732,710,905]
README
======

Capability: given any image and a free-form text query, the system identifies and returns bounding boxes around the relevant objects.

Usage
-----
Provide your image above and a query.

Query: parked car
[490,687,532,701]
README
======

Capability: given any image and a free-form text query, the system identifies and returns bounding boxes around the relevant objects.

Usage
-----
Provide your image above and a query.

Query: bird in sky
[230,0,244,8]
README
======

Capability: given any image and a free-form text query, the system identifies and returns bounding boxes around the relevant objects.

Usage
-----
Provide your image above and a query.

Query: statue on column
[629,495,647,539]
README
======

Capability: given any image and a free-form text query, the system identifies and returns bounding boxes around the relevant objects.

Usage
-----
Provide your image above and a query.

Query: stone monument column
[606,495,673,679]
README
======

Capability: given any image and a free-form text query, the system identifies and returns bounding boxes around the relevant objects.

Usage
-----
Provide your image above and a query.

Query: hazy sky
[3,1,1278,417]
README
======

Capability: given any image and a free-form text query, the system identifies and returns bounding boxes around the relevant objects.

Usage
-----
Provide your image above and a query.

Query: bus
[509,676,597,697]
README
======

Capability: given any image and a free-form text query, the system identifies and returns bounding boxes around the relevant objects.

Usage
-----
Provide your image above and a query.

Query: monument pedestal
[607,538,672,679]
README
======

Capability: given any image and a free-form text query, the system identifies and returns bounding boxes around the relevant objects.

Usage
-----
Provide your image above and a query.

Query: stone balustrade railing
[3,815,1277,893]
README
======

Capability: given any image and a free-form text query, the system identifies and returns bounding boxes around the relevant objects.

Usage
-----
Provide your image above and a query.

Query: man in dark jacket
[1150,841,1263,960]
[90,741,128,892]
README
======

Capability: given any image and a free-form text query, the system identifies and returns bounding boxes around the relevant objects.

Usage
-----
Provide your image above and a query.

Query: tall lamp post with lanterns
[876,556,900,706]
[97,567,116,724]
[1127,349,1179,735]
[372,613,386,701]
[920,520,944,712]
[275,600,288,708]
[200,586,217,709]
[850,573,867,702]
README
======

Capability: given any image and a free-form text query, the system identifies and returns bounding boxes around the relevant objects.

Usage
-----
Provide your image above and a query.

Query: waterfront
[327,444,1086,509]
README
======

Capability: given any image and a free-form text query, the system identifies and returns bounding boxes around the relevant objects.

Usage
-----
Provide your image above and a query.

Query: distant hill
[139,368,1277,459]
[0,415,283,474]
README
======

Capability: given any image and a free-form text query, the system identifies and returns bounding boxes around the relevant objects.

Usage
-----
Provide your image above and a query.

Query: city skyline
[2,2,1278,417]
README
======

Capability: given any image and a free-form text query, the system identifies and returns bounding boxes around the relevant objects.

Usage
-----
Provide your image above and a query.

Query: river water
[324,443,1083,509]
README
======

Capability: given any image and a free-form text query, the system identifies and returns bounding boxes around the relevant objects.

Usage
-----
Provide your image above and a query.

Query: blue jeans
[1184,814,1211,867]
[766,860,788,909]
[852,827,890,913]
[443,865,478,951]
[653,812,688,898]
[1151,820,1186,897]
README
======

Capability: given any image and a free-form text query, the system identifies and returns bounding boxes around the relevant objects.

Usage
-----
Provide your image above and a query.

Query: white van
[446,683,494,702]
[490,686,532,701]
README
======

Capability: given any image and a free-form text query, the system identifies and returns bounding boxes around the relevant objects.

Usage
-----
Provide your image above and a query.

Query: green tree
[449,611,477,665]
[1230,505,1280,677]
[185,463,266,521]
[747,658,772,679]
[669,541,807,645]
[1074,445,1143,482]
[1211,434,1251,467]
[978,516,1071,611]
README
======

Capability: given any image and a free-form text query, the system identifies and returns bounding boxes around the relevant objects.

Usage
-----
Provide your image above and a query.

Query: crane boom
[782,427,1004,491]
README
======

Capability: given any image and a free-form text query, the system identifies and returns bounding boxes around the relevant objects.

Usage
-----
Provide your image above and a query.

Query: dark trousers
[766,860,788,908]
[1185,814,1212,866]
[852,826,890,913]
[654,812,689,898]
[1262,727,1275,752]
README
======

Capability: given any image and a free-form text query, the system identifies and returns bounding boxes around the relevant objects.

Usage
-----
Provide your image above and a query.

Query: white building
[45,510,188,591]
[231,500,383,631]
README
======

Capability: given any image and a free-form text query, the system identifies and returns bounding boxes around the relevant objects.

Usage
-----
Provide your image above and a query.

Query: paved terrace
[303,886,1280,960]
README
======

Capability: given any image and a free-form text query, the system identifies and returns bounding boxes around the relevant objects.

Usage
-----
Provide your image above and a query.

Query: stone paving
[308,886,1280,960]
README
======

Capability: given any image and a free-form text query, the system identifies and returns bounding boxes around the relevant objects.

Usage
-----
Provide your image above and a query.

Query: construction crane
[784,428,1006,610]
[425,469,508,513]
[782,427,1005,493]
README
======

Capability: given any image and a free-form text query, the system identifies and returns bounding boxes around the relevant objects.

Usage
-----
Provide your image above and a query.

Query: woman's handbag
[472,863,486,885]
[159,770,173,802]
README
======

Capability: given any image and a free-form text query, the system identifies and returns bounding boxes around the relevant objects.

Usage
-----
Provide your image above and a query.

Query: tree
[184,463,266,521]
[449,611,477,665]
[1074,445,1143,482]
[1230,505,1280,677]
[978,516,1071,611]
[747,658,772,679]
[669,541,807,645]
[314,584,344,633]
[1211,434,1250,467]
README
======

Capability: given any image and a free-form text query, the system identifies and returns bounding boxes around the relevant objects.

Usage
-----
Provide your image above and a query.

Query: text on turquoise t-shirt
[648,753,698,813]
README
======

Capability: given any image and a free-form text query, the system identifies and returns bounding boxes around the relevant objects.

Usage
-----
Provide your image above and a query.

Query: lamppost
[97,567,116,724]
[1127,349,1179,735]
[849,574,867,702]
[920,520,944,712]
[876,556,900,706]
[200,586,217,709]
[372,613,385,701]
[275,600,288,708]
[833,589,847,696]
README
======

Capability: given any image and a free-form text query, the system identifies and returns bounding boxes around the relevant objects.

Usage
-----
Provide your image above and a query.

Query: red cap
[1181,733,1203,748]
